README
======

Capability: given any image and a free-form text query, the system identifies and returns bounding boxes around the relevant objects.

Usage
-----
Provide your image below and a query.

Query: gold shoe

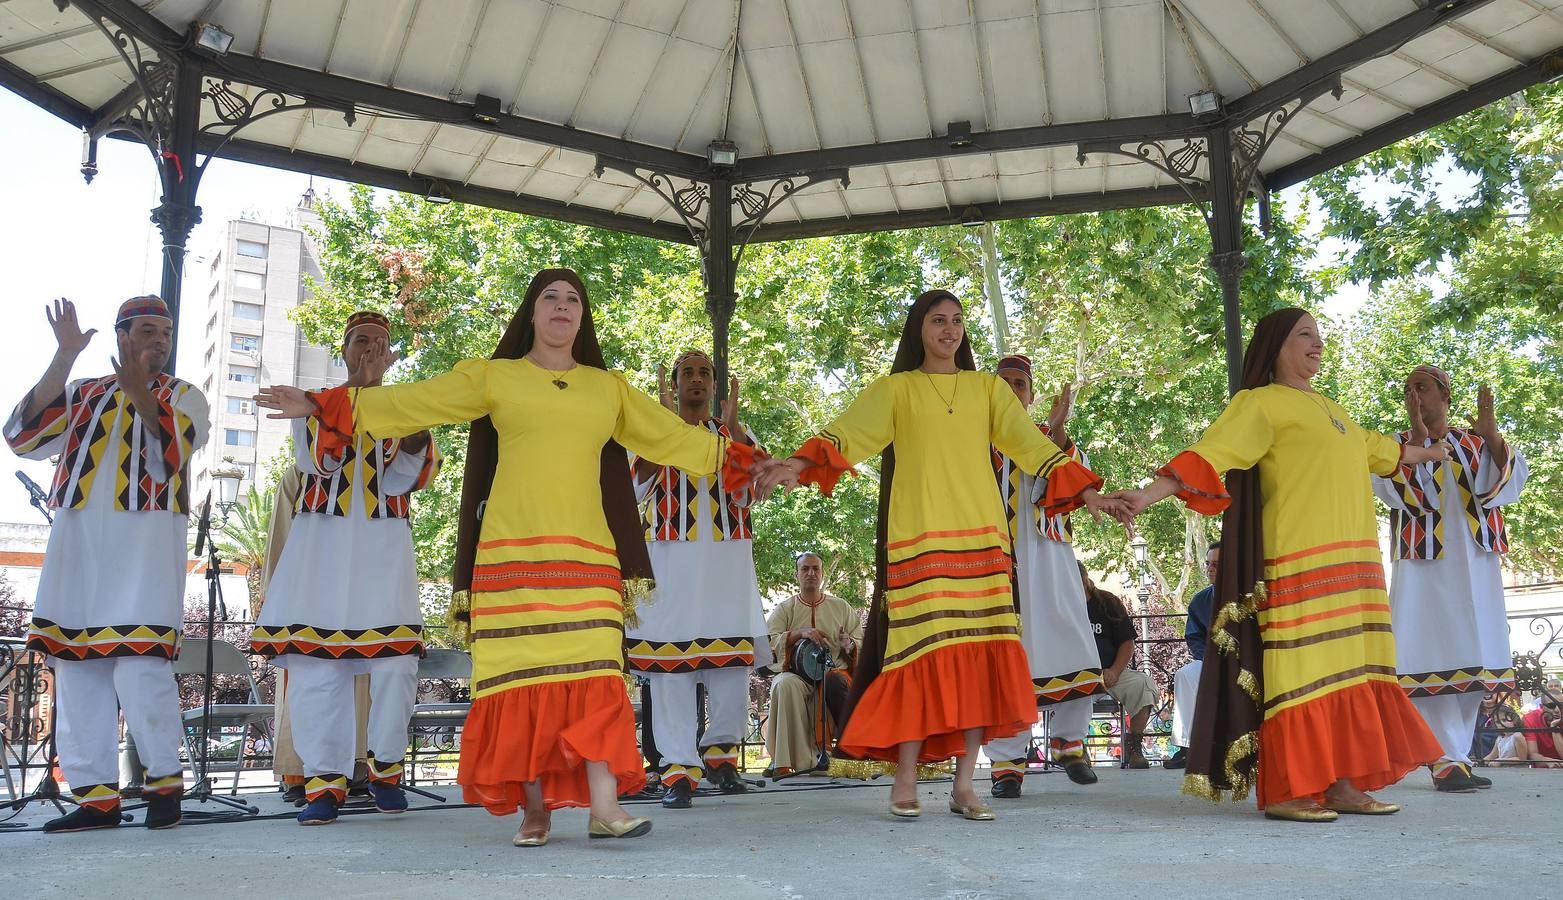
[889,799,921,818]
[512,828,550,847]
[948,798,997,821]
[587,815,652,839]
[1263,801,1339,822]
[1324,797,1400,815]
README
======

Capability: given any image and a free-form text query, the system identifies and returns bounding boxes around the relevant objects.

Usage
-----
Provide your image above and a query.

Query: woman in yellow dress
[256,269,755,846]
[754,290,1125,820]
[1109,307,1446,822]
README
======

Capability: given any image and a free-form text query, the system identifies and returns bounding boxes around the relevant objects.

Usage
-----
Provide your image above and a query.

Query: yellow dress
[794,370,1099,761]
[321,357,739,812]
[1163,384,1441,804]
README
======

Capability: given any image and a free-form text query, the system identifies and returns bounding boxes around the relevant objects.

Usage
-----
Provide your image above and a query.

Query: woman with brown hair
[753,290,1127,820]
[256,269,757,846]
[1107,308,1448,821]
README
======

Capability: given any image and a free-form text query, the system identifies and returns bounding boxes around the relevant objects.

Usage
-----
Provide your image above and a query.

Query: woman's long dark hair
[1185,306,1307,803]
[451,268,652,598]
[838,290,978,736]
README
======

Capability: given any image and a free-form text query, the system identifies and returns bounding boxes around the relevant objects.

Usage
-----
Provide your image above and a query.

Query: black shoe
[1164,748,1188,770]
[1433,765,1480,793]
[282,784,306,804]
[1064,760,1099,785]
[144,790,183,830]
[661,780,693,809]
[710,763,749,794]
[990,778,1021,799]
[624,781,665,801]
[1469,771,1492,789]
[43,805,122,834]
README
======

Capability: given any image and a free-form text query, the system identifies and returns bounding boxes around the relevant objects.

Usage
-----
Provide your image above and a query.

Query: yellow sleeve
[611,372,724,476]
[988,375,1068,475]
[790,375,897,495]
[351,359,492,439]
[1186,388,1274,475]
[1363,428,1404,477]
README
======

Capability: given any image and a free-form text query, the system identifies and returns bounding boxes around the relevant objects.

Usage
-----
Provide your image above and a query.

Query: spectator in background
[1166,544,1218,770]
[1471,691,1511,761]
[1080,564,1156,769]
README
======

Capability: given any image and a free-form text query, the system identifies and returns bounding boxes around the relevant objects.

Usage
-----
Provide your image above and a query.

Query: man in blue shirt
[1166,544,1218,769]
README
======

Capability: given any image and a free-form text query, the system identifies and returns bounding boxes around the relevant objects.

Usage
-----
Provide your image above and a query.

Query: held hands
[1081,487,1134,529]
[47,298,95,358]
[254,385,316,419]
[751,457,804,501]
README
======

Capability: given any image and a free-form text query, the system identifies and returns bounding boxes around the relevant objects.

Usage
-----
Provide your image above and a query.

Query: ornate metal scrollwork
[593,157,713,249]
[194,78,356,181]
[731,169,846,266]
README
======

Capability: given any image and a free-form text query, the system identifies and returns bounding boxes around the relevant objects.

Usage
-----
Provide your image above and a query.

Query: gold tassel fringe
[826,758,956,781]
[621,577,655,630]
[447,589,472,647]
[1178,729,1258,804]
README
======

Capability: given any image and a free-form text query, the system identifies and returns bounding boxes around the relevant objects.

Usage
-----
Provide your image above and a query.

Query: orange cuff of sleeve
[793,436,854,496]
[1156,451,1230,515]
[720,440,765,493]
[1040,459,1104,516]
[308,386,357,455]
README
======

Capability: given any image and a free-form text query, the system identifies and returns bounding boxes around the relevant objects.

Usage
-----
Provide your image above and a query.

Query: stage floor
[4,765,1558,899]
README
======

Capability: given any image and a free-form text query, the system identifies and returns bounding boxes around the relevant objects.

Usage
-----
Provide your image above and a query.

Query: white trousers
[1172,659,1203,748]
[984,694,1094,762]
[54,656,184,795]
[282,654,418,781]
[647,667,749,774]
[1412,692,1483,765]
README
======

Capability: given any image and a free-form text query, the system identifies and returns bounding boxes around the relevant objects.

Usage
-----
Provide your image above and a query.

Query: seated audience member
[763,552,862,776]
[1081,564,1156,769]
[1166,544,1218,770]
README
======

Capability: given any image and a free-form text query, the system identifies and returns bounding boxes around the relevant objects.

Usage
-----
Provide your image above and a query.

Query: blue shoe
[369,781,408,814]
[297,795,339,825]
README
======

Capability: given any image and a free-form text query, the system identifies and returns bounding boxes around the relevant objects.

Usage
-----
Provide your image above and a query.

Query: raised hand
[349,335,395,387]
[1405,387,1429,445]
[657,365,675,411]
[1046,382,1073,445]
[721,375,741,428]
[110,330,155,389]
[1468,384,1499,445]
[47,298,95,358]
[254,385,317,419]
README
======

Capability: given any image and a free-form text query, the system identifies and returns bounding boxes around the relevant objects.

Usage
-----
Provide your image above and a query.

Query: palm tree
[190,484,274,621]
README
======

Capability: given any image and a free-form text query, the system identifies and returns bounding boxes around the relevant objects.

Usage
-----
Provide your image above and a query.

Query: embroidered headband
[670,350,713,383]
[995,353,1033,384]
[115,295,172,328]
[344,310,391,340]
[1408,364,1450,397]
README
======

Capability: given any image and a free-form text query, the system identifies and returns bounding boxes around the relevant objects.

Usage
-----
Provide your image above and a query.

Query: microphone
[193,491,213,559]
[15,470,49,505]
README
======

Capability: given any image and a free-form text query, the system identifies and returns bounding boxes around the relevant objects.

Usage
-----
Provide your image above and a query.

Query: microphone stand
[177,496,257,818]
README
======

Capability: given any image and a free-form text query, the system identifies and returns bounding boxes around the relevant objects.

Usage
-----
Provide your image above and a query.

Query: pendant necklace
[530,356,574,389]
[923,370,958,414]
[1285,383,1346,434]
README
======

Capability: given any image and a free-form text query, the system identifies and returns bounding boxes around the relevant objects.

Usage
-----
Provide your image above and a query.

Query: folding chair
[173,639,274,794]
[405,648,472,787]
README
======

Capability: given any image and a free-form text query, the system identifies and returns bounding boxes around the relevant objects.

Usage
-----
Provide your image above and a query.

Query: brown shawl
[1183,306,1308,803]
[448,268,652,639]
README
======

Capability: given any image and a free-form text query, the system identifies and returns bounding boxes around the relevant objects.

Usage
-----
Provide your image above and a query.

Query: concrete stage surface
[4,766,1558,899]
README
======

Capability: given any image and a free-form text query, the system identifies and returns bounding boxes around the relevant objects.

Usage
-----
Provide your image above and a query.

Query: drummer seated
[764,553,863,776]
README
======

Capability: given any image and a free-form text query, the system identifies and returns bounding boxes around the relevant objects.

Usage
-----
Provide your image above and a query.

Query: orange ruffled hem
[457,674,645,815]
[307,385,357,455]
[792,436,854,495]
[721,439,764,493]
[1040,457,1104,516]
[1157,450,1231,516]
[1255,678,1442,807]
[837,640,1037,763]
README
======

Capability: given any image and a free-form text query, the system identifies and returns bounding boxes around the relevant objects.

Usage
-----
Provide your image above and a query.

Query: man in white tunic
[983,355,1105,797]
[251,311,440,825]
[1374,365,1527,794]
[627,350,771,809]
[6,296,208,833]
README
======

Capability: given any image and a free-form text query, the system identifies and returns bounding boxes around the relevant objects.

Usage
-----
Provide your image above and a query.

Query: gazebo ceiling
[2,0,1561,245]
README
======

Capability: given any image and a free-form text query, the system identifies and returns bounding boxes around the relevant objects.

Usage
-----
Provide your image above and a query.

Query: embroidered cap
[344,310,391,339]
[995,353,1033,383]
[1408,364,1450,397]
[670,349,713,383]
[115,295,172,328]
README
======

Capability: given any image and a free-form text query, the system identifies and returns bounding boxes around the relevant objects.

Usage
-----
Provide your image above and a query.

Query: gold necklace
[923,370,958,414]
[1281,383,1346,434]
[528,355,575,390]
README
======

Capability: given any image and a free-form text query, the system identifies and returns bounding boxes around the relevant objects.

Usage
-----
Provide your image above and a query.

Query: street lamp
[1129,536,1151,608]
[213,465,243,520]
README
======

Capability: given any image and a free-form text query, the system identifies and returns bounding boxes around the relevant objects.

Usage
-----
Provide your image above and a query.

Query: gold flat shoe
[948,799,996,821]
[889,800,921,818]
[1324,798,1400,815]
[587,815,652,839]
[1263,802,1339,822]
[512,828,550,847]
